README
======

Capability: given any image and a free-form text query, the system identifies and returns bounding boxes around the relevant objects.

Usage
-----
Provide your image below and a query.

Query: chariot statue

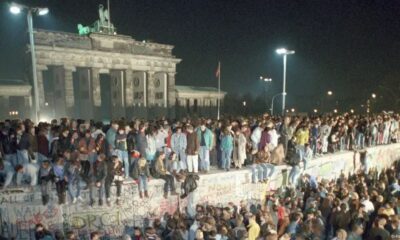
[77,3,117,35]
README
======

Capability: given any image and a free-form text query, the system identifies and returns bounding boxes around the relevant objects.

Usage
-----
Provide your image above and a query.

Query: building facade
[33,29,181,121]
[175,85,226,119]
[0,80,32,120]
[28,29,226,121]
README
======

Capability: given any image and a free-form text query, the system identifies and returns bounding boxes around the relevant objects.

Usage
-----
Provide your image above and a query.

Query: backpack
[180,174,200,199]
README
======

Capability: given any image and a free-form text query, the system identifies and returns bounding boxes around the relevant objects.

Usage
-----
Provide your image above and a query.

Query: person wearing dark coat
[90,153,107,207]
[135,124,148,159]
[38,160,55,205]
[105,155,124,206]
[0,127,17,166]
[132,157,151,198]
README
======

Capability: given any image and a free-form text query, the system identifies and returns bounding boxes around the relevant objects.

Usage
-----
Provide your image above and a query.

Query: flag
[215,61,220,78]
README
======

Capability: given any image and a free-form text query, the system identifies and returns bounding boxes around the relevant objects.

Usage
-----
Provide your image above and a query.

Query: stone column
[147,71,155,106]
[125,69,134,107]
[76,68,93,119]
[64,66,75,108]
[36,65,47,108]
[167,72,176,107]
[52,66,67,117]
[23,96,32,119]
[0,96,10,120]
[91,68,101,107]
[167,72,176,118]
[110,69,126,118]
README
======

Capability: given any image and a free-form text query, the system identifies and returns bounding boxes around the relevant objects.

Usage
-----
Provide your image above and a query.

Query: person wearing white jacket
[233,128,247,169]
[171,126,187,170]
[15,162,39,187]
[250,123,263,153]
[145,129,157,162]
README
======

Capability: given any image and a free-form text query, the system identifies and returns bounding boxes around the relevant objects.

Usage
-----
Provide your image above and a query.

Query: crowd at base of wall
[1,143,400,239]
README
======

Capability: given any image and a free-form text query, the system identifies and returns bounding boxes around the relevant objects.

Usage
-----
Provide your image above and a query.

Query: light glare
[276,48,287,54]
[10,5,21,14]
[38,8,49,15]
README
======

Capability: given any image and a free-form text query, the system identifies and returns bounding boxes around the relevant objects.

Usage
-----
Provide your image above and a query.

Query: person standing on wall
[186,125,200,173]
[0,126,17,168]
[171,126,187,171]
[106,121,119,157]
[78,130,96,171]
[53,156,67,205]
[105,155,124,206]
[37,127,50,165]
[38,159,54,205]
[196,120,213,173]
[220,127,234,171]
[90,153,107,207]
[132,157,151,198]
[65,158,83,204]
[287,137,301,188]
[16,124,31,165]
[232,127,247,169]
[134,124,147,160]
[115,125,130,179]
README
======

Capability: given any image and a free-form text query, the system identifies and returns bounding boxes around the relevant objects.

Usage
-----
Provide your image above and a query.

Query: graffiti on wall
[0,144,399,239]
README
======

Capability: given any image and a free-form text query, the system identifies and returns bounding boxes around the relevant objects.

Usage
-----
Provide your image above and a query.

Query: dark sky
[1,0,400,112]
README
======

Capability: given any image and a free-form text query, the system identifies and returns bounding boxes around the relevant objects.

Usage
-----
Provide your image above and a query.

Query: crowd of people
[31,160,400,240]
[0,113,400,239]
[0,113,399,206]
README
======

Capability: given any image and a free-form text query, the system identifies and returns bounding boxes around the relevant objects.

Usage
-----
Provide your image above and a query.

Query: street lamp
[270,92,286,116]
[260,76,272,110]
[313,109,318,113]
[276,48,295,115]
[367,93,377,114]
[327,91,333,96]
[9,2,49,124]
[259,76,272,82]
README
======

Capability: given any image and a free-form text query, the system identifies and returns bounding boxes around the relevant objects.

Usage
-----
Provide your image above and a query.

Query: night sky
[1,0,400,112]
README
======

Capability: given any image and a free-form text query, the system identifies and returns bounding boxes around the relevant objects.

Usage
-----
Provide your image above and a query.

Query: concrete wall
[1,144,400,239]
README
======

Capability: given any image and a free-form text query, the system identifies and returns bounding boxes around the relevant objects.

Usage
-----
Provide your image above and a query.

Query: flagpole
[217,61,221,120]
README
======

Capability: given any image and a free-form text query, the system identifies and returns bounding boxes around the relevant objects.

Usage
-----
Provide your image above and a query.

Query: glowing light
[371,93,376,99]
[313,109,318,113]
[327,91,333,96]
[291,108,295,112]
[10,5,21,14]
[334,109,338,113]
[276,48,295,55]
[350,109,354,113]
[38,8,49,15]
